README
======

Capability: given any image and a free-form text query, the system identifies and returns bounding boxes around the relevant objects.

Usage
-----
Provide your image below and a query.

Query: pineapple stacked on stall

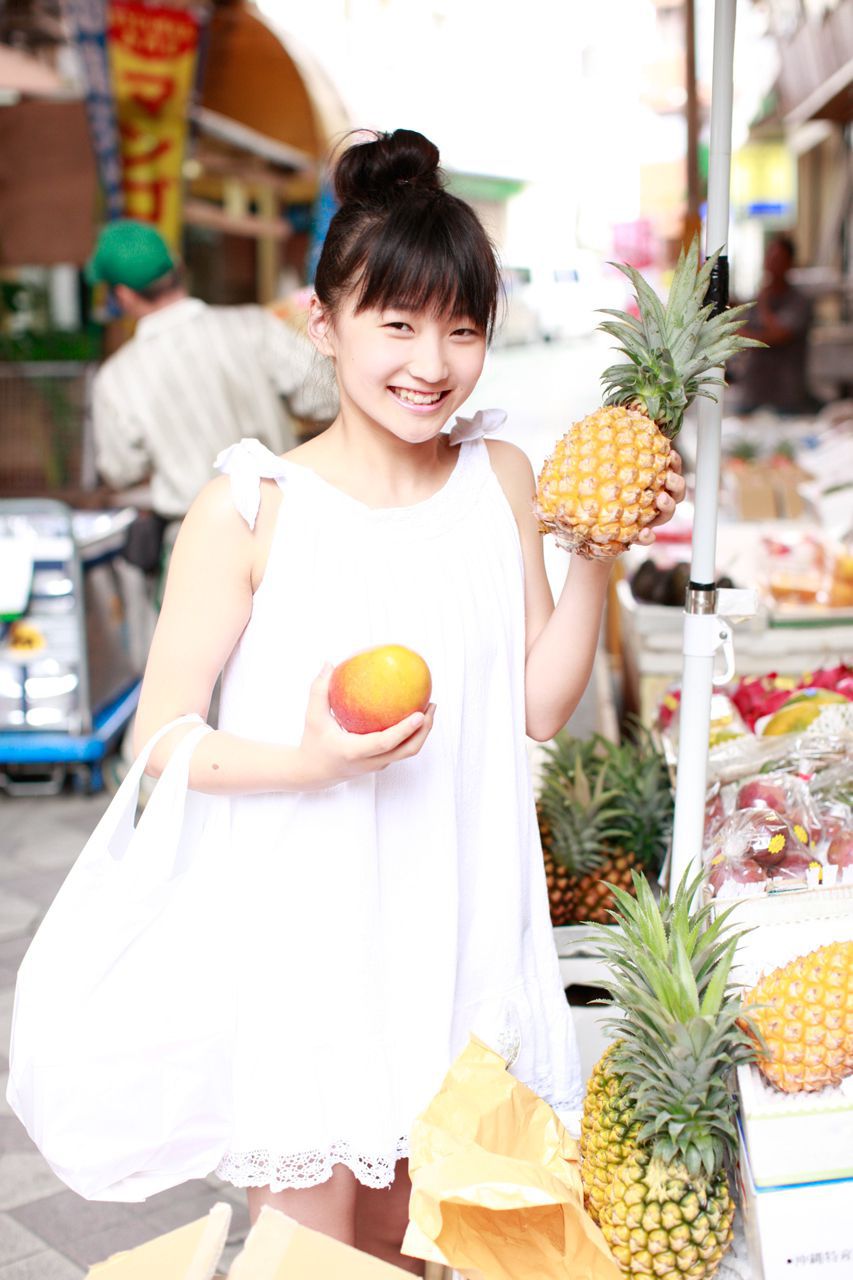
[538,724,673,926]
[741,941,853,1094]
[580,874,757,1280]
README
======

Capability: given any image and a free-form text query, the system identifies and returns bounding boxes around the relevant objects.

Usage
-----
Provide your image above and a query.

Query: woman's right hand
[296,664,436,789]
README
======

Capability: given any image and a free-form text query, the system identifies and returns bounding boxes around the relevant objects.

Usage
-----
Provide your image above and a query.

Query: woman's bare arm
[487,440,683,742]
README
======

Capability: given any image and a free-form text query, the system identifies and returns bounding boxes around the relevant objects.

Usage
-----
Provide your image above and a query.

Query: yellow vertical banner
[107,0,200,249]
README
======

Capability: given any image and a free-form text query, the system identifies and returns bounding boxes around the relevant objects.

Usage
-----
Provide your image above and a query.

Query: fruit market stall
[526,0,853,1270]
[656,661,853,1279]
[527,197,853,1280]
[616,405,853,723]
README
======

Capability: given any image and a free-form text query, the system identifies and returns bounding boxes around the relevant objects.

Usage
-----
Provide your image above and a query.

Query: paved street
[0,336,608,1275]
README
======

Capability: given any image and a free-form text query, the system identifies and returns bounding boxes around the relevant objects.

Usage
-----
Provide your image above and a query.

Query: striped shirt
[93,297,337,518]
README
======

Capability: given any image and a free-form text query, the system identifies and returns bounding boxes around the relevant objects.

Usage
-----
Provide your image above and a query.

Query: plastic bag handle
[80,714,206,863]
[125,721,214,865]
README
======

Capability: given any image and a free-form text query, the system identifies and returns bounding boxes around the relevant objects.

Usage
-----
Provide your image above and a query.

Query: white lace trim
[215,1080,579,1193]
[215,1137,411,1191]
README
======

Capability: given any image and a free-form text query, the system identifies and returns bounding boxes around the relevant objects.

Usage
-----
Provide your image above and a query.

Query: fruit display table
[617,569,853,725]
[616,404,853,725]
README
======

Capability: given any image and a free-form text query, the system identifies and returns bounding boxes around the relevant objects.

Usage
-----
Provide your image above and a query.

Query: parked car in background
[521,253,629,342]
[493,267,542,347]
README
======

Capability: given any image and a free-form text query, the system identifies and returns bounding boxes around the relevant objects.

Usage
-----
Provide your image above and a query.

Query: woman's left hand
[637,450,686,546]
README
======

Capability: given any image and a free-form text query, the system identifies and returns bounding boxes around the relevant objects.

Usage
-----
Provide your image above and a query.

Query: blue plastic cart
[0,500,142,794]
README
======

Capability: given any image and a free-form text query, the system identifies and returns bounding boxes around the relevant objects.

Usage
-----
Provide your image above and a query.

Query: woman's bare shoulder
[172,474,284,593]
[484,439,536,511]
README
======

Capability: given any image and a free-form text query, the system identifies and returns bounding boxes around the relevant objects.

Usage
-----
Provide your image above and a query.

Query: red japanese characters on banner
[107,1,200,247]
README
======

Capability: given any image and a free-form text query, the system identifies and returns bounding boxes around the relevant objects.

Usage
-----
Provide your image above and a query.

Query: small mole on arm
[212,763,220,771]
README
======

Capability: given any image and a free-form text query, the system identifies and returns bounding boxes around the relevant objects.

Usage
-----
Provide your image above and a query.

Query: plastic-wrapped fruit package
[759,686,853,737]
[734,772,821,847]
[817,802,853,869]
[731,665,853,732]
[704,783,730,842]
[661,690,748,755]
[704,807,817,897]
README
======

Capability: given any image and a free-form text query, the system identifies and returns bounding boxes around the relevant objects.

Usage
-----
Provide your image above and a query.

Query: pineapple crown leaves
[538,750,634,876]
[539,731,606,787]
[592,871,749,1018]
[540,727,673,872]
[592,868,758,1176]
[597,236,765,438]
[591,733,674,871]
[628,1017,754,1179]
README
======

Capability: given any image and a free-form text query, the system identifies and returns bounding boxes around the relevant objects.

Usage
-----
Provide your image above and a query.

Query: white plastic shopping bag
[7,715,236,1201]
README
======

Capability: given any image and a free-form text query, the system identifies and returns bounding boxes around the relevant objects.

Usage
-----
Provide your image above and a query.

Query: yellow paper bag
[402,1037,620,1280]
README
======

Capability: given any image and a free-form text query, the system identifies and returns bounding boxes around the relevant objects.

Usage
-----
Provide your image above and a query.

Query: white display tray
[616,575,853,671]
[710,883,853,988]
[738,1064,853,1188]
[738,1125,853,1280]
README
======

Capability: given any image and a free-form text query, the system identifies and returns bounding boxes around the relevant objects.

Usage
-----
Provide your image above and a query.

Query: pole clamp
[682,588,758,686]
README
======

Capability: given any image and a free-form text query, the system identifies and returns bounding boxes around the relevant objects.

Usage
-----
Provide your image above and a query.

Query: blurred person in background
[87,219,337,559]
[86,219,337,663]
[731,233,820,416]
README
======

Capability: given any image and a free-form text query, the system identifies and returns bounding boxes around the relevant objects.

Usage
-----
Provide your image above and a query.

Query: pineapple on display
[599,723,675,876]
[535,238,760,558]
[580,1041,639,1227]
[741,940,853,1093]
[583,874,756,1279]
[537,738,635,926]
[538,726,673,926]
[581,874,742,1228]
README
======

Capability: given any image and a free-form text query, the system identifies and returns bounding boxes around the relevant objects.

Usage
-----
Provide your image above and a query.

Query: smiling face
[309,294,487,444]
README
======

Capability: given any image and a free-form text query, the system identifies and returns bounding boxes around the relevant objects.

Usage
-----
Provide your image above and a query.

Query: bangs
[351,196,500,339]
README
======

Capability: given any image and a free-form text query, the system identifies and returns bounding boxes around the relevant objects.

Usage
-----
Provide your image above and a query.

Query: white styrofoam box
[553,923,612,989]
[738,1124,853,1280]
[738,1064,853,1188]
[570,1004,620,1087]
[710,884,853,989]
[553,924,622,1086]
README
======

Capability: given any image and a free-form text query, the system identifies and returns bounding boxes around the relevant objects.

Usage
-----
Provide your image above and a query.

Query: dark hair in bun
[333,128,442,204]
[315,129,500,340]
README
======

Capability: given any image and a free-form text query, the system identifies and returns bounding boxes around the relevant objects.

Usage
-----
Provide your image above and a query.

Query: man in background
[87,218,337,526]
[87,219,337,681]
[732,234,819,416]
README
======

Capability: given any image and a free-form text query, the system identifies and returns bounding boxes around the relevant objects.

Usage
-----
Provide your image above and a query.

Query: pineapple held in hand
[535,238,759,558]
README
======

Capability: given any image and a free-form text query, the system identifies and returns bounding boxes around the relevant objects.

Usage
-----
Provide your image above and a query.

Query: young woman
[133,128,684,1271]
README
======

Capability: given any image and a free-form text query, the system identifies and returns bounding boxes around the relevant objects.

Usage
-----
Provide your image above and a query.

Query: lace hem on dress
[215,1137,411,1191]
[215,1075,581,1193]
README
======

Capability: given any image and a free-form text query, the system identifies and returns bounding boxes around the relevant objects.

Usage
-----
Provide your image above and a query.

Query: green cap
[85,220,176,291]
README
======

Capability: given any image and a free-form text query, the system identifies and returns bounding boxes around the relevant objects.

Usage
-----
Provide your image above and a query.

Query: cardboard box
[738,1064,853,1188]
[729,462,813,522]
[739,1126,853,1280]
[86,1204,415,1279]
[229,1208,415,1277]
[86,1202,232,1279]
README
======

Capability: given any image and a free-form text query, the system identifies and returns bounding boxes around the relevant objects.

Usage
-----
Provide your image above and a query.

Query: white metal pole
[669,0,738,888]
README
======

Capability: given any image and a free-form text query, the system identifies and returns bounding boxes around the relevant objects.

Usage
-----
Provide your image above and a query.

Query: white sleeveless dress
[212,411,582,1192]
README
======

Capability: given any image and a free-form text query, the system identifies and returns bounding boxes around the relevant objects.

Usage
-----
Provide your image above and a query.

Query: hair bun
[334,129,443,205]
